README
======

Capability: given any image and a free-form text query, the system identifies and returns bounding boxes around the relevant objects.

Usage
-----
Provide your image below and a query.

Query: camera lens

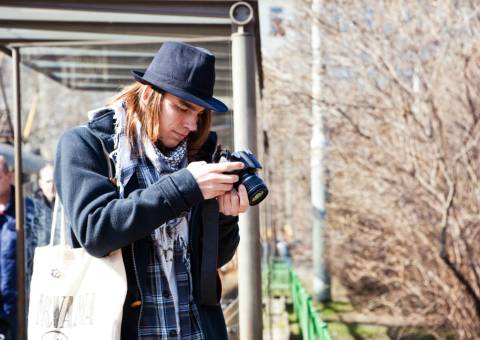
[240,173,269,206]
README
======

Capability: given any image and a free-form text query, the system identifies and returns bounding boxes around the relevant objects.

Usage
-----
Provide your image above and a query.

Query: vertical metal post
[12,46,26,340]
[311,0,331,301]
[230,2,262,339]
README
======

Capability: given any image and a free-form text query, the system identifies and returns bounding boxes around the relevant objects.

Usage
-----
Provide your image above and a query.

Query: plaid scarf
[91,102,204,339]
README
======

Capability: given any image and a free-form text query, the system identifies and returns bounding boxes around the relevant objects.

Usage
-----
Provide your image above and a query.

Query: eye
[175,104,188,112]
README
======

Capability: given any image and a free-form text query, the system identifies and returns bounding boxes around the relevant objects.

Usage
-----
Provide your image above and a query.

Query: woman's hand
[218,184,249,216]
[187,161,244,200]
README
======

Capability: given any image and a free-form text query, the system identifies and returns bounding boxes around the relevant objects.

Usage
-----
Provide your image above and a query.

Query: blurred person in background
[37,164,55,207]
[0,155,46,340]
[33,163,56,246]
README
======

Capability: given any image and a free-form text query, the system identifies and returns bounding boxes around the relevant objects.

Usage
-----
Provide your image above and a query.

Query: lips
[174,131,188,139]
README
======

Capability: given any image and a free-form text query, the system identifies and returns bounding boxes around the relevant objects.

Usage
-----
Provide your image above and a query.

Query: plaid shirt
[104,103,205,340]
[134,158,204,340]
[139,239,204,340]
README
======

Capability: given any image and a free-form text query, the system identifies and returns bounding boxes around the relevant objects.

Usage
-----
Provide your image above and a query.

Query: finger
[224,191,232,215]
[210,183,233,195]
[214,190,230,199]
[206,162,244,173]
[209,173,239,184]
[211,183,233,193]
[217,194,225,213]
[230,189,240,215]
[188,160,207,168]
[238,184,249,211]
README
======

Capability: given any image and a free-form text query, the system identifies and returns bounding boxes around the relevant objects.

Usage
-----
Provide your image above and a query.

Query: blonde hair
[108,82,212,160]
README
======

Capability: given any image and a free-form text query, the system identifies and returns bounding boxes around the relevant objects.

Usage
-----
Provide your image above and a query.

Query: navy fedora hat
[132,41,228,113]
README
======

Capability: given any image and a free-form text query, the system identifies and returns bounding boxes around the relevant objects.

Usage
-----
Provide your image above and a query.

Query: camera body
[212,146,268,206]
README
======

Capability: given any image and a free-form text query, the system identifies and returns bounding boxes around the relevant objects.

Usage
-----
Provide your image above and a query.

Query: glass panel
[18,41,233,160]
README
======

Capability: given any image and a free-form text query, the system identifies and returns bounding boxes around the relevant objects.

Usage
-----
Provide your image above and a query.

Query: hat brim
[132,70,229,113]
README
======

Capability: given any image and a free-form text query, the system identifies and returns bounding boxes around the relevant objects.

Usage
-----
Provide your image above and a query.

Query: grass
[263,261,453,339]
[328,321,389,340]
[288,300,390,340]
[287,300,454,339]
[316,300,354,318]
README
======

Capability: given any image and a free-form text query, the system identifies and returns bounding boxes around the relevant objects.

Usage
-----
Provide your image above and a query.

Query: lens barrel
[241,173,269,206]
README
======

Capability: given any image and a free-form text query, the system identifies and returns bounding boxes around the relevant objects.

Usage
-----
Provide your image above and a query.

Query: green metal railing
[266,259,333,340]
[290,270,332,340]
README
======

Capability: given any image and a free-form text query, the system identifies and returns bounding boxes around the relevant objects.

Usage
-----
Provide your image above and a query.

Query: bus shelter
[0,2,263,339]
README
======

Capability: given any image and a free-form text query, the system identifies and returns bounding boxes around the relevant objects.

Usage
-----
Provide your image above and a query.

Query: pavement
[263,297,290,340]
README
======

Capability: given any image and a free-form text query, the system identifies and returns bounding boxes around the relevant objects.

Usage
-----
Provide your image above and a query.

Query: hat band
[143,73,212,99]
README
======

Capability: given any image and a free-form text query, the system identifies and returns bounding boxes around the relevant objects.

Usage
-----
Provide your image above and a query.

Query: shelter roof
[0,1,262,104]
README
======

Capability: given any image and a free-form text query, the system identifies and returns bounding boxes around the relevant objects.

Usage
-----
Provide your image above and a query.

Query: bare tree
[261,0,480,337]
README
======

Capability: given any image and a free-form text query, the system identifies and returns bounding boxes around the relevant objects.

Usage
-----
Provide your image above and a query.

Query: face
[156,92,205,148]
[39,164,55,202]
[0,161,11,197]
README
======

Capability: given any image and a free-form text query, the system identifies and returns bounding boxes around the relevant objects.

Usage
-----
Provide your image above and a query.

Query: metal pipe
[8,36,231,48]
[231,3,263,338]
[311,0,331,301]
[12,46,26,340]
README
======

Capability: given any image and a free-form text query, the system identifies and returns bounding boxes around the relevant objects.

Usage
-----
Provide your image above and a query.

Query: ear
[141,86,153,105]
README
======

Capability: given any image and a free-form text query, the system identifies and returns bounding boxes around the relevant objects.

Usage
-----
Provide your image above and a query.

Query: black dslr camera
[212,145,268,206]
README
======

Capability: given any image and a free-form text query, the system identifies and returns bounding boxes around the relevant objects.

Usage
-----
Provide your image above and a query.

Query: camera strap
[200,198,219,305]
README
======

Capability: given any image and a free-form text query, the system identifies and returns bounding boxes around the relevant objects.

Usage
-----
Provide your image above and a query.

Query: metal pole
[230,2,262,339]
[311,0,331,301]
[12,46,26,340]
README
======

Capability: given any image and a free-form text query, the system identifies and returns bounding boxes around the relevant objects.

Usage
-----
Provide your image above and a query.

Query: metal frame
[0,2,263,89]
[12,38,233,93]
[11,46,26,340]
[1,2,263,339]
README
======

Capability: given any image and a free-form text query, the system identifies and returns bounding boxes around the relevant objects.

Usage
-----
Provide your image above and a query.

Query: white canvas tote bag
[28,136,127,340]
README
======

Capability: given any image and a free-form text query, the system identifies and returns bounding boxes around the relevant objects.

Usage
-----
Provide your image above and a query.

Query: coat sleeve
[217,213,240,268]
[54,127,204,257]
[0,218,17,318]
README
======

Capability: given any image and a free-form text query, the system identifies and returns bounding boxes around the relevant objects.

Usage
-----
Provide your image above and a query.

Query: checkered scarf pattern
[92,102,204,339]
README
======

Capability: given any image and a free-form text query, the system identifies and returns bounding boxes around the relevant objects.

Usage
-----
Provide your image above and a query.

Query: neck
[155,141,173,154]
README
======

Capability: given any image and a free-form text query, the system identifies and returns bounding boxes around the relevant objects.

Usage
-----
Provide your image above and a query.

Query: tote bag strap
[48,198,69,247]
[49,195,70,246]
[49,128,114,246]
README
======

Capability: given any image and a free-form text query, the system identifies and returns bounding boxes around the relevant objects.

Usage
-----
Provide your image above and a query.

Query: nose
[184,113,198,132]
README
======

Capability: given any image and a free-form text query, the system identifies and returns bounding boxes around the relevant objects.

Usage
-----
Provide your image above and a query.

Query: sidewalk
[263,297,290,340]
